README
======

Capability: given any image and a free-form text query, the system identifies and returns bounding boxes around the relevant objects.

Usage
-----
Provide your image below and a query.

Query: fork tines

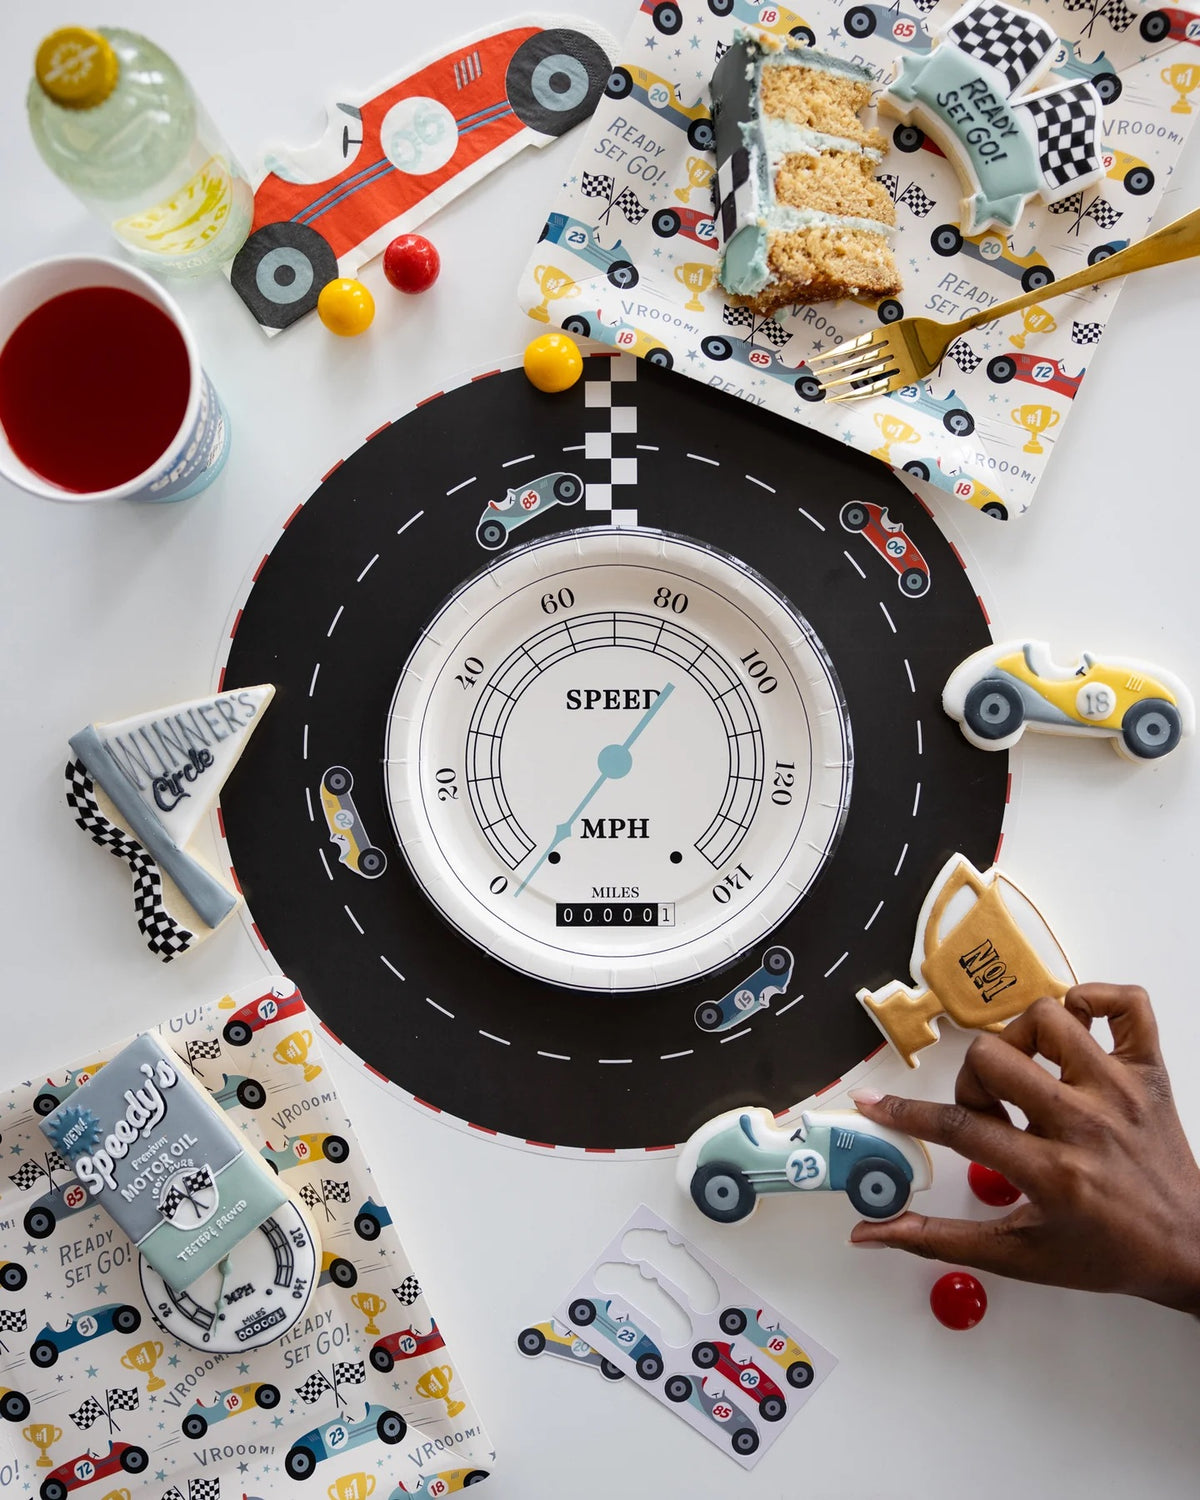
[806,332,899,402]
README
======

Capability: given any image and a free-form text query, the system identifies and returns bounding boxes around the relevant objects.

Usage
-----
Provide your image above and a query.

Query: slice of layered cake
[711,34,901,314]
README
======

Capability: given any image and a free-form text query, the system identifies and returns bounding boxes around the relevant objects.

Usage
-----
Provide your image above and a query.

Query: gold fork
[808,205,1200,401]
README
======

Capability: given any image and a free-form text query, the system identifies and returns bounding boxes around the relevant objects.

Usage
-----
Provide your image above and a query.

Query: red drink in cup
[0,255,229,503]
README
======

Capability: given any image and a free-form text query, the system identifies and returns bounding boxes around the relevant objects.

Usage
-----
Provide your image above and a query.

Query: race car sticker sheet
[0,977,493,1500]
[518,0,1200,517]
[556,1205,836,1469]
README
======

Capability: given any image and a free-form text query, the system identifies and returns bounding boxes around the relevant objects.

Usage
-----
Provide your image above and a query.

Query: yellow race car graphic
[320,766,388,878]
[943,641,1195,760]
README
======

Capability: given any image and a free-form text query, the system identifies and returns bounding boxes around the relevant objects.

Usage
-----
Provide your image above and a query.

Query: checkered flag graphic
[580,171,614,203]
[334,1360,367,1389]
[394,1276,422,1306]
[70,1396,107,1431]
[947,340,983,374]
[897,182,936,218]
[160,1167,216,1222]
[578,171,646,227]
[1017,84,1102,194]
[296,1370,334,1405]
[721,305,755,332]
[1062,0,1136,34]
[10,1149,69,1193]
[947,1,1057,96]
[912,0,939,10]
[1072,320,1105,345]
[65,759,193,961]
[0,1309,27,1333]
[108,1387,140,1414]
[611,186,647,225]
[186,1038,221,1072]
[1048,191,1121,236]
[323,1178,351,1204]
[171,1483,219,1500]
[1085,197,1121,231]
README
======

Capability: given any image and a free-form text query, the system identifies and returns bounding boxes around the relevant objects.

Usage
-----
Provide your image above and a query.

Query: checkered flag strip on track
[65,758,193,960]
[394,1276,422,1305]
[0,1309,27,1333]
[1072,320,1104,344]
[947,1,1057,96]
[946,340,983,374]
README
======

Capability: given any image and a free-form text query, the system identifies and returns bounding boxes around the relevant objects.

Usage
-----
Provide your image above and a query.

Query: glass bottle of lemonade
[27,26,253,277]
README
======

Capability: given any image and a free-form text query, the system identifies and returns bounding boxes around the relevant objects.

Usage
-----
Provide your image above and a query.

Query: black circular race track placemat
[218,354,1007,1153]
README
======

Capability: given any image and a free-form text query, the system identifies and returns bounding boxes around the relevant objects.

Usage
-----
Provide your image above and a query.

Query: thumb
[851,1211,1028,1276]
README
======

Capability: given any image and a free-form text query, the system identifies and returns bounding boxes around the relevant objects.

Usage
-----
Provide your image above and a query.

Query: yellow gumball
[524,332,583,393]
[318,278,375,337]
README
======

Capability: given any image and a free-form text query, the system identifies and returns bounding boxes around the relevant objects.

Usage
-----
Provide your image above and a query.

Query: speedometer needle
[514,682,676,897]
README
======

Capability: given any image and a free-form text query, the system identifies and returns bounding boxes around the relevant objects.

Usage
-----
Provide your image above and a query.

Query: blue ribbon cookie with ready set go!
[879,0,1105,233]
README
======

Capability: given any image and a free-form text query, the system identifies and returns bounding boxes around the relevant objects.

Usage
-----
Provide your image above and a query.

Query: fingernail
[848,1087,884,1107]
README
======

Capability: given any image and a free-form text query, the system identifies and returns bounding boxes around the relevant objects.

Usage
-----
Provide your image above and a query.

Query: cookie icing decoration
[65,684,274,959]
[857,854,1075,1067]
[879,0,1105,233]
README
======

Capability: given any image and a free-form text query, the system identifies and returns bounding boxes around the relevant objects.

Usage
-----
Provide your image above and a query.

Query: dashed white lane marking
[865,900,884,930]
[745,474,775,493]
[426,997,455,1019]
[357,554,379,582]
[502,453,535,467]
[904,658,915,693]
[775,994,804,1017]
[562,443,585,452]
[308,662,321,697]
[894,841,909,876]
[445,477,476,495]
[397,509,424,535]
[318,849,333,881]
[381,956,405,981]
[880,601,897,634]
[302,723,309,760]
[327,605,344,638]
[797,506,825,532]
[720,1028,751,1044]
[686,452,719,466]
[636,443,659,451]
[916,719,923,756]
[305,786,314,823]
[599,1058,632,1064]
[660,1049,693,1060]
[824,952,848,977]
[479,1029,510,1045]
[912,782,922,816]
[538,1050,571,1061]
[843,551,866,579]
[344,904,363,935]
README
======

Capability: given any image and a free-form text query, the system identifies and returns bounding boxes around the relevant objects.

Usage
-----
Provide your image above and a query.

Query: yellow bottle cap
[35,28,119,110]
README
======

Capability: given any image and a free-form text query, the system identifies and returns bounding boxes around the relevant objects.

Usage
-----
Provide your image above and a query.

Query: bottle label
[113,155,236,257]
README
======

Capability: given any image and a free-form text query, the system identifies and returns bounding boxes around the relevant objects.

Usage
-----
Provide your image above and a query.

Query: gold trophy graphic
[351,1291,387,1336]
[1009,304,1057,349]
[858,855,1074,1068]
[23,1422,61,1467]
[121,1339,166,1392]
[416,1364,466,1420]
[674,262,714,312]
[1163,61,1200,113]
[869,412,921,464]
[1011,402,1060,454]
[327,1474,375,1500]
[101,1492,131,1500]
[274,1029,322,1081]
[676,154,715,204]
[528,265,581,322]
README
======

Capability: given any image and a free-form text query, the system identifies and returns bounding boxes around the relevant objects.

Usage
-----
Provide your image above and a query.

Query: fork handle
[957,204,1200,336]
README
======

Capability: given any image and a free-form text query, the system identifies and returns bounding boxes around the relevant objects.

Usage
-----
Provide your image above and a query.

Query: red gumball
[930,1272,987,1331]
[383,234,440,294]
[968,1161,1021,1207]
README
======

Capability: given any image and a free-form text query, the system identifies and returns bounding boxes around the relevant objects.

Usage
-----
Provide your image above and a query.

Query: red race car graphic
[219,982,305,1045]
[369,1320,446,1373]
[231,23,611,330]
[691,1339,788,1421]
[650,203,718,246]
[39,1441,149,1500]
[986,353,1085,399]
[839,502,931,597]
[1140,8,1200,46]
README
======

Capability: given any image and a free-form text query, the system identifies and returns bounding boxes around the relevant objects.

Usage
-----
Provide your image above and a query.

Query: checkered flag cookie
[947,1,1057,96]
[394,1276,422,1306]
[70,1396,107,1431]
[65,759,193,960]
[1017,84,1102,194]
[296,1370,334,1405]
[0,1309,27,1333]
[334,1360,367,1389]
[947,339,983,374]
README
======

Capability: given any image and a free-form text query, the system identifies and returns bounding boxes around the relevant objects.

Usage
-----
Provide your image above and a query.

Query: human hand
[847,985,1200,1313]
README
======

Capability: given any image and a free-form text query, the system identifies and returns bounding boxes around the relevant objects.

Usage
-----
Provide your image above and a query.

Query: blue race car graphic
[285,1403,407,1480]
[355,1197,393,1240]
[476,471,583,551]
[23,1178,95,1240]
[661,1371,760,1456]
[695,947,794,1033]
[888,381,975,436]
[540,212,638,288]
[843,2,933,50]
[31,1304,142,1368]
[1051,39,1121,104]
[699,333,824,402]
[210,1072,267,1112]
[565,1298,665,1381]
[182,1381,281,1439]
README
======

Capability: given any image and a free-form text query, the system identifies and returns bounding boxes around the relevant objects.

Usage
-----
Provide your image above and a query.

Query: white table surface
[3,2,1200,1496]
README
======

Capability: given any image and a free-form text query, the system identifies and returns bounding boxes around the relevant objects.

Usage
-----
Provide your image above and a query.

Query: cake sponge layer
[775,150,897,225]
[760,61,884,151]
[738,225,903,315]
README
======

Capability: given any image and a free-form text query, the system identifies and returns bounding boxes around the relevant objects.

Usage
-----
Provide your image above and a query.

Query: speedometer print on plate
[218,355,1008,1152]
[385,531,850,991]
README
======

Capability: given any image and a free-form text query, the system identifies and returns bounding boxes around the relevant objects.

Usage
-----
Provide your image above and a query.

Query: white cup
[0,253,230,503]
